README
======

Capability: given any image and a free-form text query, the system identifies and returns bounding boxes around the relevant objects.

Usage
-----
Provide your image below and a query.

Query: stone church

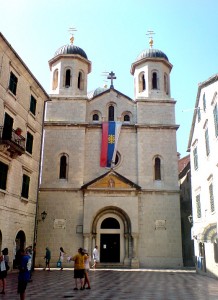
[36,35,183,268]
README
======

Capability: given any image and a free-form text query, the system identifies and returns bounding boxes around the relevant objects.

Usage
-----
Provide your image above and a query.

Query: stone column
[131,233,139,268]
[83,233,91,252]
[124,233,130,266]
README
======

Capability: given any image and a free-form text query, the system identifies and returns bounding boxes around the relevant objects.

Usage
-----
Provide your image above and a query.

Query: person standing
[59,247,65,271]
[69,248,85,290]
[17,248,31,300]
[43,247,51,271]
[92,245,99,269]
[0,248,9,294]
[83,249,91,289]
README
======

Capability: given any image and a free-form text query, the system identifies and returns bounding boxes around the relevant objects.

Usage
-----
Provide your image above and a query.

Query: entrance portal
[100,234,120,262]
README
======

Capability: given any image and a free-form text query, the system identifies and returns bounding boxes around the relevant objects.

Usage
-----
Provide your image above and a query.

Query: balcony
[0,126,25,158]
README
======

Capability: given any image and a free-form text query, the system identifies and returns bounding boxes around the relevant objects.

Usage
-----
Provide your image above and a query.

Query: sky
[1,0,218,158]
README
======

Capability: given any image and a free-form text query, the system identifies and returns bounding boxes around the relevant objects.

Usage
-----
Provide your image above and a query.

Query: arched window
[139,72,146,92]
[78,71,84,90]
[65,69,71,87]
[152,72,158,89]
[164,73,169,95]
[154,157,161,180]
[93,114,99,121]
[52,69,58,90]
[108,105,114,121]
[124,115,130,122]
[78,72,82,89]
[101,217,120,229]
[59,155,67,179]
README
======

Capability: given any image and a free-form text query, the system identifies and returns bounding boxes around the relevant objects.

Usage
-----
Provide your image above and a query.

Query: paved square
[2,268,218,299]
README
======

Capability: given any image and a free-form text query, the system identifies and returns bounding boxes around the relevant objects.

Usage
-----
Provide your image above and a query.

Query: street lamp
[41,211,47,222]
[188,214,193,224]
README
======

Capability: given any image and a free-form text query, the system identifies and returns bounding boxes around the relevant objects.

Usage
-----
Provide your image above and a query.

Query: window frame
[30,95,37,115]
[21,174,30,199]
[9,71,18,95]
[26,132,34,154]
[0,162,8,190]
[193,147,198,170]
[196,194,201,218]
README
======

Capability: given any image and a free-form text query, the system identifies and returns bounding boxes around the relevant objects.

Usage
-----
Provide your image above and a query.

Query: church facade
[36,36,183,268]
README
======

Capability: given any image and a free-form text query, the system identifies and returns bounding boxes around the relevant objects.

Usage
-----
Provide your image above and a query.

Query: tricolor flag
[100,121,122,168]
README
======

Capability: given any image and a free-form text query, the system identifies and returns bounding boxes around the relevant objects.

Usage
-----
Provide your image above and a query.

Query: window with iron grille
[193,147,198,170]
[196,194,201,218]
[205,128,210,156]
[9,72,18,95]
[213,104,218,137]
[30,95,37,115]
[209,183,215,212]
[0,162,8,190]
[21,174,30,199]
[26,132,33,154]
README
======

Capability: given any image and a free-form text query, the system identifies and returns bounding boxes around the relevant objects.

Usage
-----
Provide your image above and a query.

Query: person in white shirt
[92,246,99,269]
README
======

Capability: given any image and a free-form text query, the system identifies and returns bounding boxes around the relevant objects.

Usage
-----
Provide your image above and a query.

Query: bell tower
[48,34,91,98]
[131,32,172,100]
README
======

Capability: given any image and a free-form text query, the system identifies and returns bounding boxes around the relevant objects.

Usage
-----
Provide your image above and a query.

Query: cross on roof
[107,71,116,89]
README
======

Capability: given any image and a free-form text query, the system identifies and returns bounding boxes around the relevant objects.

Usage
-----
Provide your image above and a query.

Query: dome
[54,44,88,59]
[88,86,108,99]
[135,48,168,62]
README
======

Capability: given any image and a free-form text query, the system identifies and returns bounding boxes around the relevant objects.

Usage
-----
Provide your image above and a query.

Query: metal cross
[107,71,116,89]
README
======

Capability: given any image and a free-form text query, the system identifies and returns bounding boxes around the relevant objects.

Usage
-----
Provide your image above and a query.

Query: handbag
[56,260,62,268]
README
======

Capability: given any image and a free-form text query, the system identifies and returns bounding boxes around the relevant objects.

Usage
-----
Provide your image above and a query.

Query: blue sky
[1,0,218,157]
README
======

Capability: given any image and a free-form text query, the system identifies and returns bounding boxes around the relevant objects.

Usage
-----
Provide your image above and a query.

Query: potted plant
[15,127,22,136]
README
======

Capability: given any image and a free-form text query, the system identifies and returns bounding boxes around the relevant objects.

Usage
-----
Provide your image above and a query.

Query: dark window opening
[30,95,37,115]
[21,174,30,199]
[59,155,67,179]
[101,217,120,229]
[152,72,157,89]
[2,113,13,140]
[0,162,8,190]
[78,72,82,89]
[142,74,146,90]
[93,114,99,121]
[65,69,71,87]
[124,115,130,122]
[108,105,114,121]
[9,72,18,95]
[155,157,161,180]
[26,132,33,154]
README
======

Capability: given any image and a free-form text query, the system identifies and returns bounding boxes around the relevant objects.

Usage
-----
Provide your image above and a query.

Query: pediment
[81,170,140,190]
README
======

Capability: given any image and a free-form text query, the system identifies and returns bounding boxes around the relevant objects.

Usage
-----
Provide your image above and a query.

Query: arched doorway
[13,230,26,268]
[100,217,121,262]
[92,207,132,265]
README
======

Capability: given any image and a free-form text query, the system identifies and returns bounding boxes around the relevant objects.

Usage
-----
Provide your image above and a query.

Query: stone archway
[91,206,132,266]
[13,230,26,268]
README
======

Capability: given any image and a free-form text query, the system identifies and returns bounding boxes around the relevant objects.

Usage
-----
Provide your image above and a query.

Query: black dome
[136,48,168,62]
[54,44,88,59]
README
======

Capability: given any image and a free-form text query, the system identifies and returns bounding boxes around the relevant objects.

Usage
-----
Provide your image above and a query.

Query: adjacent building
[0,33,49,267]
[188,74,218,278]
[36,36,183,268]
[178,154,194,266]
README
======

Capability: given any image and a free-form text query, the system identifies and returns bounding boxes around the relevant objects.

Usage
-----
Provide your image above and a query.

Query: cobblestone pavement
[1,268,218,300]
